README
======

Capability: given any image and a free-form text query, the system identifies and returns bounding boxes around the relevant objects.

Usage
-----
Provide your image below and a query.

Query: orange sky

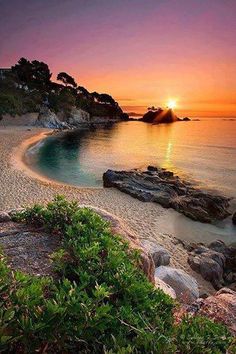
[1,0,236,117]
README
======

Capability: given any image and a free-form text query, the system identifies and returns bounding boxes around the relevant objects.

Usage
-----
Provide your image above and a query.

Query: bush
[3,196,235,353]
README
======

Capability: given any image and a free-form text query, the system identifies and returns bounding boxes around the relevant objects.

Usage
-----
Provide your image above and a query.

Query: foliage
[57,72,77,88]
[11,57,52,89]
[1,57,125,119]
[4,196,235,353]
[176,316,234,354]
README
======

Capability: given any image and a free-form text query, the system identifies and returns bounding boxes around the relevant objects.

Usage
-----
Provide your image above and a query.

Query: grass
[0,195,233,353]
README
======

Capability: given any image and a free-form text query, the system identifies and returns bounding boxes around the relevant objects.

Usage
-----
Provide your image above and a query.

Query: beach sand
[0,126,214,294]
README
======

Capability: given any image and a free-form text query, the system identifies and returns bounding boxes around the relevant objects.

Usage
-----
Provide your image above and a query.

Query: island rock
[141,108,179,124]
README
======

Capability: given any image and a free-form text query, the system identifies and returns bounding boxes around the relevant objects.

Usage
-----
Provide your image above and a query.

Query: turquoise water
[28,119,236,200]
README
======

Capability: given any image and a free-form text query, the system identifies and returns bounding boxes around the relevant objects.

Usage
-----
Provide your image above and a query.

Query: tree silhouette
[57,72,77,88]
[11,58,52,88]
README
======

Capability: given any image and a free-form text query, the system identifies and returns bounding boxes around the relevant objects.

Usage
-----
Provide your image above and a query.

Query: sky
[1,0,236,116]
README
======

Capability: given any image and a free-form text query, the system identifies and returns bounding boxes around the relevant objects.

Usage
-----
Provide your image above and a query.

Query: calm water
[29,119,236,195]
[27,118,236,244]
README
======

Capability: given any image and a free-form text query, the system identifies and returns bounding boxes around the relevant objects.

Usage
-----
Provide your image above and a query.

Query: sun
[167,99,177,109]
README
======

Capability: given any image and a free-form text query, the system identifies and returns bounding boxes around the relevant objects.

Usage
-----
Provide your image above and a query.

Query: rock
[103,168,231,223]
[155,266,199,303]
[155,277,176,299]
[141,240,170,266]
[0,212,11,223]
[233,212,236,225]
[147,165,158,172]
[141,108,179,124]
[188,240,236,289]
[35,106,69,129]
[199,258,223,289]
[197,288,236,335]
[182,117,191,121]
[67,107,90,126]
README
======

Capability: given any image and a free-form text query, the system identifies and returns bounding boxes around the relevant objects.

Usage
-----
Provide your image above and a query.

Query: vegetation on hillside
[0,58,127,120]
[0,196,232,353]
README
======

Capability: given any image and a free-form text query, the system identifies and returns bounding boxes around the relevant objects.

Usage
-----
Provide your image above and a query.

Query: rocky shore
[103,166,232,223]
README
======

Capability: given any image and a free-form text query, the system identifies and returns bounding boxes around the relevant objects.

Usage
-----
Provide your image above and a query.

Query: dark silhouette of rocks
[141,108,179,124]
[140,108,192,124]
[103,167,231,223]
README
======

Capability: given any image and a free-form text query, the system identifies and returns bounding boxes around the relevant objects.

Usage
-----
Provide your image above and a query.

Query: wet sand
[0,126,214,294]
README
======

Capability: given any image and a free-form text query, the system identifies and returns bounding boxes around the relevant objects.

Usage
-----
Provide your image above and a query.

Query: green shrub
[176,316,234,354]
[3,196,235,353]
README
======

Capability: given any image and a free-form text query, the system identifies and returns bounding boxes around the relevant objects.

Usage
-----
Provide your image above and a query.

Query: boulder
[155,266,199,303]
[155,277,176,299]
[188,241,236,289]
[198,258,223,288]
[141,240,170,266]
[0,212,11,223]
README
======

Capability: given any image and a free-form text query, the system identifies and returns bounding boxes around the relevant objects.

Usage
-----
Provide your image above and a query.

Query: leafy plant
[2,196,235,353]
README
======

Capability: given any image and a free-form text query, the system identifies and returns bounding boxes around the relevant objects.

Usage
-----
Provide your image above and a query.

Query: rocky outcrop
[35,106,69,129]
[181,288,236,335]
[141,108,179,124]
[141,240,170,267]
[155,266,199,303]
[67,107,90,126]
[103,167,231,223]
[188,240,236,289]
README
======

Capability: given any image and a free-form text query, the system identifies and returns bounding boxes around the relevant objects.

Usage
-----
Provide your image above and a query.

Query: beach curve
[0,126,214,294]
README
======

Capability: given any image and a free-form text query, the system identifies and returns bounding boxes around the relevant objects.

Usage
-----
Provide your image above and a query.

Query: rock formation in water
[103,166,231,223]
[140,108,191,124]
[141,108,179,124]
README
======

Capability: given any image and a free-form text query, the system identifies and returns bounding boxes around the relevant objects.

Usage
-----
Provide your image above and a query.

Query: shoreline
[0,125,215,295]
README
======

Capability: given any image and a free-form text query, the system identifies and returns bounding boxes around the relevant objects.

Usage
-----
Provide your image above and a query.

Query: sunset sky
[1,0,236,117]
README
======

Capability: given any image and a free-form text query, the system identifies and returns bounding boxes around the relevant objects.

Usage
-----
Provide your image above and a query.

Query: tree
[11,58,52,88]
[77,85,90,97]
[91,92,117,106]
[11,57,32,85]
[57,72,77,88]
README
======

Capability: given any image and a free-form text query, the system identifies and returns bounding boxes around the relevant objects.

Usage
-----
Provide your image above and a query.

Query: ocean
[26,118,236,244]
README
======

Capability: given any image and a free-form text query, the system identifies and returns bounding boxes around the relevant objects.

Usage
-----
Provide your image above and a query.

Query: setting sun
[167,100,177,110]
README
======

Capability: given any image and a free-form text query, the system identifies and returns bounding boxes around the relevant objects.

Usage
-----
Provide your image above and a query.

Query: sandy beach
[0,126,214,294]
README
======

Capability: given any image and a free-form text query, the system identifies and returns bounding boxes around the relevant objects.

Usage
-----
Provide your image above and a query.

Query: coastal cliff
[0,57,128,128]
